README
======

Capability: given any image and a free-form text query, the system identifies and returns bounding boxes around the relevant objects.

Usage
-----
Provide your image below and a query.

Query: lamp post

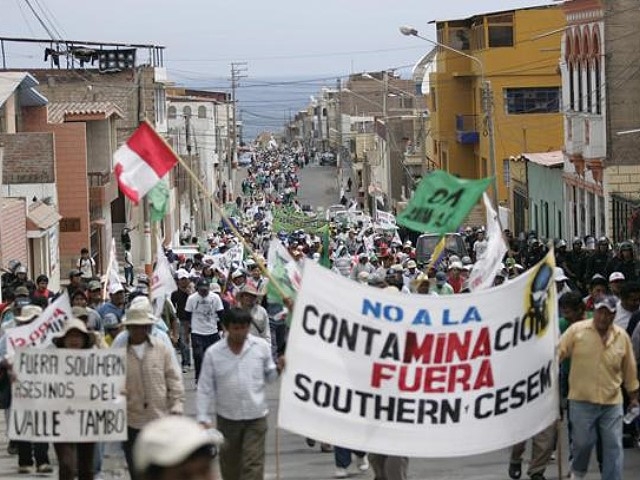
[400,25,499,208]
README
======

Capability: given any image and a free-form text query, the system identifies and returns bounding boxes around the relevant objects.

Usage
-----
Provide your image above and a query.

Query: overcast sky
[2,0,554,134]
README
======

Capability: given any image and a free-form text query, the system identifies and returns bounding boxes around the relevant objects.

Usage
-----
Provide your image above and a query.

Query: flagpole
[141,121,291,303]
[102,239,115,302]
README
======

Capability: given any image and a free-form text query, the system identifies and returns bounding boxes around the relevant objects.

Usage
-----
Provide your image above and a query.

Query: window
[183,106,192,118]
[568,64,575,111]
[198,106,207,119]
[504,87,560,114]
[168,105,177,119]
[448,27,470,51]
[586,64,592,113]
[487,14,513,48]
[594,59,601,114]
[154,88,166,125]
[577,62,583,112]
[503,159,511,187]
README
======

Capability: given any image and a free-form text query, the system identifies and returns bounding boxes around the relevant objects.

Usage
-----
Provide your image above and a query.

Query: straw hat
[15,305,42,323]
[122,308,156,327]
[52,318,95,348]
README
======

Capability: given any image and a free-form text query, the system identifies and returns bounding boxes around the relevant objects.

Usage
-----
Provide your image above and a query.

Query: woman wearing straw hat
[120,305,185,480]
[51,318,96,480]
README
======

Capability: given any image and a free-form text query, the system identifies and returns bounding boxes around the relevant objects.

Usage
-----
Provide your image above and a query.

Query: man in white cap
[559,295,639,480]
[185,278,225,381]
[236,284,271,345]
[97,283,126,322]
[134,416,223,480]
[121,305,185,480]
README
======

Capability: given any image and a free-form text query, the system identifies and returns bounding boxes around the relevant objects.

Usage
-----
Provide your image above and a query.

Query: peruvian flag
[114,122,178,203]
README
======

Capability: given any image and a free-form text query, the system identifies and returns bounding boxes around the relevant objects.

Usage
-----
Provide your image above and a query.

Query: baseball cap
[196,278,210,289]
[590,274,608,287]
[554,267,569,282]
[210,282,221,293]
[109,283,125,295]
[87,280,101,291]
[134,416,223,474]
[594,295,617,313]
[69,269,82,278]
[406,260,417,269]
[239,284,260,297]
[609,272,625,283]
[231,269,246,279]
[435,271,447,285]
[175,269,190,280]
[71,306,89,319]
[14,286,30,297]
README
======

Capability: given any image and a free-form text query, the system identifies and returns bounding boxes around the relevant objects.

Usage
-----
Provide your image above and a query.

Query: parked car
[319,152,337,166]
[415,233,468,264]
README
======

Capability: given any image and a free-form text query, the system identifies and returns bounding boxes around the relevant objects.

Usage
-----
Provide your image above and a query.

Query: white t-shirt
[185,292,224,335]
[78,257,95,279]
[473,240,488,260]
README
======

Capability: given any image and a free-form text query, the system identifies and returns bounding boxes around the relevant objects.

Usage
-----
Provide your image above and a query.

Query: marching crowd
[0,147,639,480]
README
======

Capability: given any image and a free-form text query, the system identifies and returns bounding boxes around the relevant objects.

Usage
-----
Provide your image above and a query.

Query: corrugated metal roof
[523,150,564,168]
[0,72,48,108]
[27,202,61,231]
[48,101,125,124]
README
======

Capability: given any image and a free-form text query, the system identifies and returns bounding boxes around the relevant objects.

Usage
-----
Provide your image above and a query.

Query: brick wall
[0,132,55,184]
[21,109,90,273]
[1,198,27,267]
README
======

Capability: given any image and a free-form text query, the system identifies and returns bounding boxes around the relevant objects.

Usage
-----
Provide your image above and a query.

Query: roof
[27,201,61,231]
[0,72,48,108]
[522,150,564,168]
[431,4,558,24]
[48,101,125,124]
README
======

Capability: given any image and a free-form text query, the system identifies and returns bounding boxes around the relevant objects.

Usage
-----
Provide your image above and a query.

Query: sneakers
[18,466,33,474]
[37,464,53,473]
[357,455,369,472]
[334,468,348,478]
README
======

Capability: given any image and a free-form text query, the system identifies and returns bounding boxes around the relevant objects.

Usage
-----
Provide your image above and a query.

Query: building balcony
[565,114,584,156]
[455,114,479,145]
[583,115,605,160]
[88,171,118,210]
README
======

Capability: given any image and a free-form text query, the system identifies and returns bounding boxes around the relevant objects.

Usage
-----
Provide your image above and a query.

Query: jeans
[54,443,95,480]
[334,446,365,469]
[17,441,49,467]
[124,266,134,285]
[178,320,191,367]
[569,400,623,480]
[123,427,140,480]
[191,332,220,381]
[269,319,288,359]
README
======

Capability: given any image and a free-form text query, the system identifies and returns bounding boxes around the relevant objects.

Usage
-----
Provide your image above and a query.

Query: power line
[22,0,58,40]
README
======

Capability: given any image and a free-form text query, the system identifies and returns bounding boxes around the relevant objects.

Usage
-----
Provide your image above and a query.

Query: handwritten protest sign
[9,348,127,442]
[278,252,558,457]
[6,294,72,356]
[266,241,302,305]
[397,170,491,234]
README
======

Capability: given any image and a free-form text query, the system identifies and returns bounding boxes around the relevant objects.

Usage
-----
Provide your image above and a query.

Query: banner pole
[102,239,115,302]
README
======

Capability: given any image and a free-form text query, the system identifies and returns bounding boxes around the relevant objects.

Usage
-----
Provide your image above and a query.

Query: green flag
[148,180,170,222]
[397,170,492,234]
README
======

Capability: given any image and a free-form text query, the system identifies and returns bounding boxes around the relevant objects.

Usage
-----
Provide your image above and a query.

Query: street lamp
[399,25,499,208]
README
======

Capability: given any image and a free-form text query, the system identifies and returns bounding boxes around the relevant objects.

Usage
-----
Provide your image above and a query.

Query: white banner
[9,348,127,442]
[278,253,558,457]
[6,294,72,356]
[469,193,508,291]
[151,240,177,317]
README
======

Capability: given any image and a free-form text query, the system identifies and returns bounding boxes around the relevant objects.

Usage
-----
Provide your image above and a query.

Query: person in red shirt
[32,275,54,302]
[447,261,465,293]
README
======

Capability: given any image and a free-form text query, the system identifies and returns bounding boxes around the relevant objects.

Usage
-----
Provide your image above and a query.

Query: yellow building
[428,5,564,204]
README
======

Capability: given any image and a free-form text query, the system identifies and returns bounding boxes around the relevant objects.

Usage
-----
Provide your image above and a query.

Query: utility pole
[336,78,343,169]
[482,80,499,208]
[230,62,248,199]
[382,70,390,211]
[185,112,196,235]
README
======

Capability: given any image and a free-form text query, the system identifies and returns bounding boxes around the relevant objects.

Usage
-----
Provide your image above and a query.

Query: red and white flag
[114,122,178,203]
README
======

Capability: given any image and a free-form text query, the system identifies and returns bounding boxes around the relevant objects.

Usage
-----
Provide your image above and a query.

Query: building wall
[1,198,27,267]
[430,6,564,203]
[0,132,55,184]
[527,164,564,239]
[86,120,113,173]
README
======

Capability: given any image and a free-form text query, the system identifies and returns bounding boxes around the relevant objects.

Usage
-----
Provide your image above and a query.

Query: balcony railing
[455,114,479,145]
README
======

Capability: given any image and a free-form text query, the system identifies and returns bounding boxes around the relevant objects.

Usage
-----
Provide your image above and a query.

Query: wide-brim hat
[15,305,43,323]
[52,318,95,348]
[122,308,156,326]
